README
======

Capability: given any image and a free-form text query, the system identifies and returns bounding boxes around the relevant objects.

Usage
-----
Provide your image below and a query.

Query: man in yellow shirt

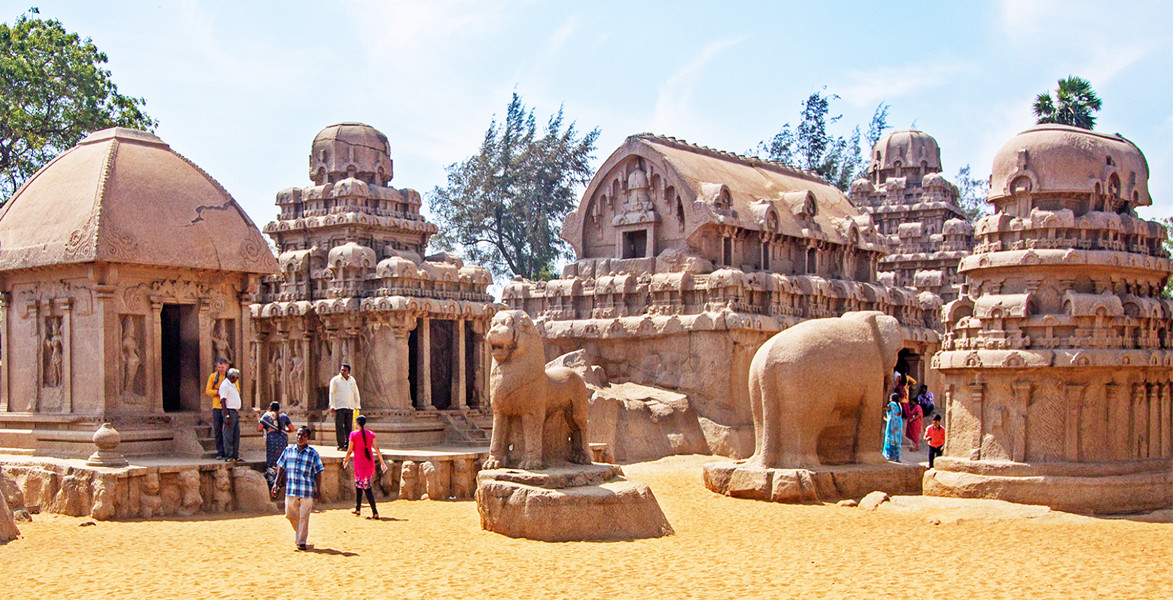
[205,357,239,460]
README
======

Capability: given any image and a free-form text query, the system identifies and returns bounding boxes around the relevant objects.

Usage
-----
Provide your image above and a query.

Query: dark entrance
[465,326,479,408]
[622,230,647,259]
[430,319,454,409]
[161,304,200,412]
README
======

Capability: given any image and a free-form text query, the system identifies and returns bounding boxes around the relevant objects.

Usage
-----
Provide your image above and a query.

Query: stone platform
[703,460,925,503]
[923,457,1173,515]
[475,463,674,542]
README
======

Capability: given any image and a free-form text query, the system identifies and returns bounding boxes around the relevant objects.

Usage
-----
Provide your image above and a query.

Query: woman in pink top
[342,415,388,519]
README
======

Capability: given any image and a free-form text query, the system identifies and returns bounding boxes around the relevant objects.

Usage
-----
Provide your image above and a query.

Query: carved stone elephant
[747,311,904,469]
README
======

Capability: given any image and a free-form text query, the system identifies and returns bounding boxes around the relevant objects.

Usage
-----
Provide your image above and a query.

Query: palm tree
[1033,76,1103,130]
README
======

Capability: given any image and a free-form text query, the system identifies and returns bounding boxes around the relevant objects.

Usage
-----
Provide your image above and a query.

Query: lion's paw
[482,457,504,470]
[569,452,592,465]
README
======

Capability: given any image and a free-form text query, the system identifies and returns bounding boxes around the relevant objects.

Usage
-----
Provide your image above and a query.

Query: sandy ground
[2,453,1172,600]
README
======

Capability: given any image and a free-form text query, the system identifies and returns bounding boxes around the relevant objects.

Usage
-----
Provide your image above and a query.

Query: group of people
[882,372,946,467]
[206,359,385,550]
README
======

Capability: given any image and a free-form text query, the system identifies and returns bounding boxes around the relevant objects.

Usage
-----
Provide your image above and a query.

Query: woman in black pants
[342,415,388,519]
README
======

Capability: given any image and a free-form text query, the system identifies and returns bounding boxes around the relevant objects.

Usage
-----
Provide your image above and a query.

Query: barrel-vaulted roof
[0,127,278,274]
[562,133,885,257]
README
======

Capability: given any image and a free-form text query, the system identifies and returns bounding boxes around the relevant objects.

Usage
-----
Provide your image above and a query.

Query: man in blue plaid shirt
[271,426,323,550]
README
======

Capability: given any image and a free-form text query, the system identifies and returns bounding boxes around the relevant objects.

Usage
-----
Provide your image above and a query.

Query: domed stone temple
[925,125,1173,513]
[252,123,496,444]
[0,128,278,457]
[849,130,974,304]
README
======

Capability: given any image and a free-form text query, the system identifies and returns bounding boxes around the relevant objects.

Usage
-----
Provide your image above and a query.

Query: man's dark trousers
[335,408,353,449]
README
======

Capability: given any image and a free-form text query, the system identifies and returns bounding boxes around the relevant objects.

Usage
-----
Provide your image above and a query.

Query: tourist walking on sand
[258,401,294,486]
[883,392,903,462]
[219,368,243,462]
[904,394,924,452]
[204,357,233,460]
[924,414,946,468]
[271,426,324,551]
[329,363,361,451]
[342,415,388,519]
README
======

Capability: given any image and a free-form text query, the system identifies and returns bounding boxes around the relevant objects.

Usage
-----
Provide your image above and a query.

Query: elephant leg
[518,410,545,470]
[566,397,592,465]
[483,411,509,469]
[749,371,765,460]
[857,383,888,465]
[748,376,783,468]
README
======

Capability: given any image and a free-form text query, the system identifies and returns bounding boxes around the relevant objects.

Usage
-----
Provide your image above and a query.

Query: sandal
[351,509,361,516]
[367,514,379,520]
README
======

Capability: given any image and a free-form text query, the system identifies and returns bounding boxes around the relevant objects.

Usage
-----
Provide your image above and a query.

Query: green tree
[954,164,990,222]
[1162,217,1173,297]
[758,92,889,192]
[429,93,599,282]
[1033,76,1102,130]
[0,10,156,201]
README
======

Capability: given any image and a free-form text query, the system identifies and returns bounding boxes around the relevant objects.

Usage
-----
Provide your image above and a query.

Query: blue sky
[9,1,1173,230]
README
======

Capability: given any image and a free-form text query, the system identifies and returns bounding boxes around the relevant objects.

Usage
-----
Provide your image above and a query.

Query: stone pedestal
[923,458,1173,515]
[703,460,924,503]
[475,463,673,541]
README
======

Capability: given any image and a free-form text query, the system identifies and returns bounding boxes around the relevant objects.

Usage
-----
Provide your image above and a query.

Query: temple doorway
[430,319,454,409]
[161,304,200,412]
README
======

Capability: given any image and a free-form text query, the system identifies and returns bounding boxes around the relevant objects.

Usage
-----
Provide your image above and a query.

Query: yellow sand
[2,454,1170,600]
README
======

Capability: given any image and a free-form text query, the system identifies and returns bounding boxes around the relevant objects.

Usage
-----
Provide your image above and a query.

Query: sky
[8,1,1173,234]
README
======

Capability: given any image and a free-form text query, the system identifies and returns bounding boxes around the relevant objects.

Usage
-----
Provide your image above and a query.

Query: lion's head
[487,309,540,364]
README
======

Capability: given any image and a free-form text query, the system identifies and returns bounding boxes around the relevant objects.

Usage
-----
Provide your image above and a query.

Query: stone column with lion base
[704,311,925,503]
[474,310,673,541]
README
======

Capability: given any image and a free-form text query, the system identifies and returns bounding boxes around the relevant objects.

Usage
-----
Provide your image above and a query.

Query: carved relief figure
[270,347,285,405]
[212,319,234,365]
[42,317,63,388]
[287,345,305,407]
[121,316,143,395]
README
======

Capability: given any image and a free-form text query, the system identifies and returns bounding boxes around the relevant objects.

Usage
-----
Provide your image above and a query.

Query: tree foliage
[0,10,156,201]
[757,92,889,192]
[954,164,991,222]
[429,93,599,282]
[1033,76,1102,130]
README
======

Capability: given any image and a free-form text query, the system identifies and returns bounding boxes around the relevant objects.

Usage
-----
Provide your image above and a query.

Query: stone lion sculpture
[483,310,592,470]
[747,311,905,469]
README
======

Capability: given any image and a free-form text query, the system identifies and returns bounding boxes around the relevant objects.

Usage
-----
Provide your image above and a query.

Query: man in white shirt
[329,363,361,451]
[219,368,243,462]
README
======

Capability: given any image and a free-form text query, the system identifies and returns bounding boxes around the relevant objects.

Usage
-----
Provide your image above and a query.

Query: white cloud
[649,36,744,134]
[837,59,971,106]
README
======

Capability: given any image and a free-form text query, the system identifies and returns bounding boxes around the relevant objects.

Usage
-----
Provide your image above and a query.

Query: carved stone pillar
[1010,381,1031,463]
[1131,383,1147,459]
[1148,382,1161,459]
[1064,384,1084,461]
[58,298,73,413]
[1107,381,1127,460]
[967,380,985,460]
[454,318,467,409]
[392,323,413,410]
[94,284,117,413]
[1162,382,1172,459]
[149,298,164,412]
[416,316,432,410]
[0,293,8,412]
[197,300,212,409]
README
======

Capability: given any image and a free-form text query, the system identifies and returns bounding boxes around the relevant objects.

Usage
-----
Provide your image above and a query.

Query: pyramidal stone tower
[925,124,1173,513]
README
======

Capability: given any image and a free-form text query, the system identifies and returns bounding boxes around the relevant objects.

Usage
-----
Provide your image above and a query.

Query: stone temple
[0,127,278,457]
[924,124,1173,513]
[252,123,497,445]
[504,133,940,460]
[849,130,975,304]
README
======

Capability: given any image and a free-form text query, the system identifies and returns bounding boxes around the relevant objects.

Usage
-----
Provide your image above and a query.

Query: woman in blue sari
[883,392,904,462]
